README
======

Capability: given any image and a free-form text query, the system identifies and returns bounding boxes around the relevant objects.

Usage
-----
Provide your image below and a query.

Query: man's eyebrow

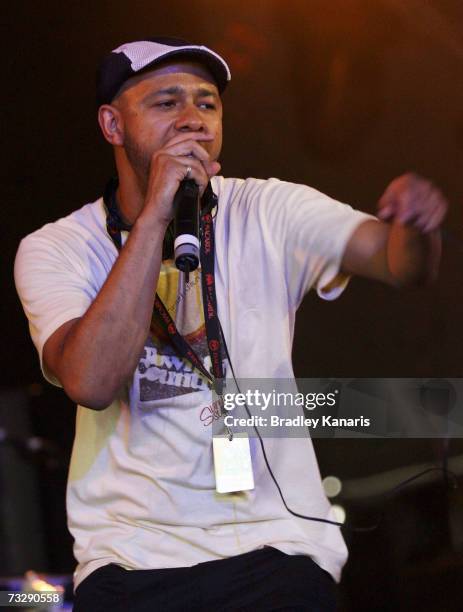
[143,86,219,102]
[196,87,219,99]
[148,86,182,98]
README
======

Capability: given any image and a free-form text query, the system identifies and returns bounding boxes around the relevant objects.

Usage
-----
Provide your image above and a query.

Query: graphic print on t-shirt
[136,261,211,402]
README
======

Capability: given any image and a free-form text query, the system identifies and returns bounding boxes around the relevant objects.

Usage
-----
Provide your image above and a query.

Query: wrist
[129,215,170,258]
[134,210,171,235]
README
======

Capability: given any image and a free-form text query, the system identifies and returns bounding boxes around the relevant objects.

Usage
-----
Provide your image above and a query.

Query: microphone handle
[173,179,200,274]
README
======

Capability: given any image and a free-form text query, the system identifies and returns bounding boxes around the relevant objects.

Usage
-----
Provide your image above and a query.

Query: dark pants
[73,547,337,611]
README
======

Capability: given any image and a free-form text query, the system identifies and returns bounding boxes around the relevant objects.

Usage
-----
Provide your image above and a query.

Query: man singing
[15,37,447,611]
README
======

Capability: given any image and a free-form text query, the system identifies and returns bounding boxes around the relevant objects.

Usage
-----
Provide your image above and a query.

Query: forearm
[386,223,442,287]
[59,217,167,408]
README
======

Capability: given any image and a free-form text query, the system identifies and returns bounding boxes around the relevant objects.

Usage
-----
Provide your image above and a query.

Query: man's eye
[156,100,176,108]
[199,103,216,110]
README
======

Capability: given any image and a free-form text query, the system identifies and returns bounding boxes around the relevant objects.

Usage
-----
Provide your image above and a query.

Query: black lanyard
[104,178,224,392]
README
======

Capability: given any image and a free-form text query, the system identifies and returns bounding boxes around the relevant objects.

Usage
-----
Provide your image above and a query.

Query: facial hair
[123,130,152,194]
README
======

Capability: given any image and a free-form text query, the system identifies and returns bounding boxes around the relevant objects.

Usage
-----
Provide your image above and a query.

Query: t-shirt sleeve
[14,229,98,386]
[250,178,377,308]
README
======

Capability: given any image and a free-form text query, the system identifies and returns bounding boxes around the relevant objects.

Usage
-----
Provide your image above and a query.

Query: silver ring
[185,166,192,180]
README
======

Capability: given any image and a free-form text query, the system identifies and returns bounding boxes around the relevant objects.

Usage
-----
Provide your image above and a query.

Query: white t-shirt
[14,176,374,590]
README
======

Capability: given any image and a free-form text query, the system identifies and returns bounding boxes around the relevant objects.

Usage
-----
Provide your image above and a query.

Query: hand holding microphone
[138,133,220,280]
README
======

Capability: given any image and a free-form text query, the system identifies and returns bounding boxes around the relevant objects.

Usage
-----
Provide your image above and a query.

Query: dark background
[2,1,463,610]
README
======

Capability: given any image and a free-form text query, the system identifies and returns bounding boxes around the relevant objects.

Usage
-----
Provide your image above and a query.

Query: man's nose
[174,104,205,132]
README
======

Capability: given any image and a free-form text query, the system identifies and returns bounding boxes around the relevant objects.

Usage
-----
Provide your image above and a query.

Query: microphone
[173,178,200,282]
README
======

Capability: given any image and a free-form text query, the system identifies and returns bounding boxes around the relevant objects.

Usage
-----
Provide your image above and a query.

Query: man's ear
[98,104,124,146]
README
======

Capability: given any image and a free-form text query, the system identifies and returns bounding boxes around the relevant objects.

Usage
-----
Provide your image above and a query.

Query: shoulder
[210,176,364,228]
[14,198,115,286]
[211,175,349,209]
[16,198,112,263]
[18,198,106,249]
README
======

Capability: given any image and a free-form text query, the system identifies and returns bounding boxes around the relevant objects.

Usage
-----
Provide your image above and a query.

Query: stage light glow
[323,475,342,498]
[331,504,346,524]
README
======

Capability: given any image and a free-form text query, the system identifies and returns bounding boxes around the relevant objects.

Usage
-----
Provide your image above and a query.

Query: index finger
[162,132,215,149]
[163,139,212,162]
